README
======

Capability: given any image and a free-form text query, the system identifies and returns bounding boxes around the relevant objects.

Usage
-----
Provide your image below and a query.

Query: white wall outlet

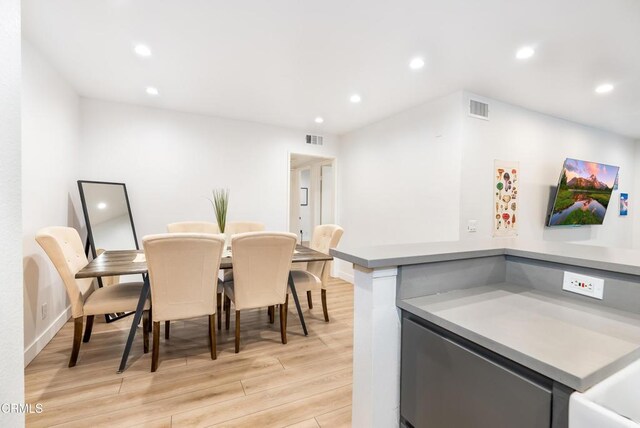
[41,303,48,320]
[562,271,604,300]
[467,220,477,233]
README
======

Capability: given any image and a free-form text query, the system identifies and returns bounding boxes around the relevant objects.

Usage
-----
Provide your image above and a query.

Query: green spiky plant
[209,188,230,233]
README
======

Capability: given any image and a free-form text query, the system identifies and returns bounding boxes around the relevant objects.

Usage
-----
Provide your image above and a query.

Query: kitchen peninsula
[332,240,640,428]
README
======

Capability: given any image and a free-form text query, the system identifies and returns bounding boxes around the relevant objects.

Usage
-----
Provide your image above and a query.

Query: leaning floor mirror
[78,180,140,322]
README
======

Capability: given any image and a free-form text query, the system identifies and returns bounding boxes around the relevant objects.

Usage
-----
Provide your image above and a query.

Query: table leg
[117,275,150,373]
[288,272,308,336]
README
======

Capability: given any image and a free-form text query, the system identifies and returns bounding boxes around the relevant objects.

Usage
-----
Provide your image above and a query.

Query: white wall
[22,41,82,364]
[79,99,339,241]
[634,141,640,249]
[459,91,639,247]
[337,90,640,280]
[299,169,311,241]
[337,92,464,280]
[0,0,25,425]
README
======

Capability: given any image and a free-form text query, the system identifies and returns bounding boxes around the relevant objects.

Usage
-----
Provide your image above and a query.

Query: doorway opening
[289,153,336,244]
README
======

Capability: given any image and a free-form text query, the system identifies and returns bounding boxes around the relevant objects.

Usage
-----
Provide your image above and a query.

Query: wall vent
[469,99,489,120]
[306,134,324,146]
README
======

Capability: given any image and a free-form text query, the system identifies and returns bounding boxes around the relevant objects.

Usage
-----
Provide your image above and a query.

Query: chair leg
[209,314,217,360]
[217,292,222,331]
[142,310,150,354]
[82,315,94,343]
[284,294,289,328]
[307,290,313,309]
[148,309,153,333]
[165,320,170,339]
[280,301,288,345]
[151,321,160,372]
[69,317,83,367]
[225,295,231,330]
[268,305,275,324]
[234,310,241,353]
[321,289,329,322]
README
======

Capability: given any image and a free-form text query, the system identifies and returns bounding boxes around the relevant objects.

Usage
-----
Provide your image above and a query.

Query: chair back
[225,221,265,235]
[143,233,224,322]
[36,227,95,318]
[307,225,344,285]
[231,232,297,310]
[96,248,120,286]
[167,221,220,234]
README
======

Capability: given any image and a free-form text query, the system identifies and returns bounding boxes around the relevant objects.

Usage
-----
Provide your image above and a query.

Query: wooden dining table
[75,244,332,373]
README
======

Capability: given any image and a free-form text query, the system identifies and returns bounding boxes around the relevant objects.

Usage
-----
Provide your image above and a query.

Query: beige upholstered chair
[166,221,220,234]
[224,221,265,235]
[166,221,224,336]
[219,221,267,314]
[96,248,120,286]
[223,232,297,353]
[290,224,344,322]
[143,233,224,372]
[36,227,150,367]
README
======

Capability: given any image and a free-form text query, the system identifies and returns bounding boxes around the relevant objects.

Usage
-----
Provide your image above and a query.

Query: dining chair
[166,221,220,234]
[143,233,224,372]
[220,221,267,321]
[166,221,223,338]
[224,221,265,235]
[223,232,297,353]
[290,224,344,322]
[96,248,120,286]
[36,227,150,367]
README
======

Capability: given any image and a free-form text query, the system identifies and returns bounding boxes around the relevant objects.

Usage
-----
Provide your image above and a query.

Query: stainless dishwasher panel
[401,317,552,428]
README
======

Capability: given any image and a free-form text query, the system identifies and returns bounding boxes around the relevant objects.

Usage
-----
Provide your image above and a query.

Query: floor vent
[306,134,324,146]
[469,99,489,120]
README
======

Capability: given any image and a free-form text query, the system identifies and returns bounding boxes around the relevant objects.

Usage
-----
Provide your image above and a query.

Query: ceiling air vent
[469,99,489,120]
[306,134,324,146]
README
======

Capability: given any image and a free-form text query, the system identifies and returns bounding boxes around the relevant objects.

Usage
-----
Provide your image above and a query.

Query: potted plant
[210,188,230,246]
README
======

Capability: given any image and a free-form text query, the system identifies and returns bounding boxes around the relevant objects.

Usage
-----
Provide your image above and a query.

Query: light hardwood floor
[25,278,353,428]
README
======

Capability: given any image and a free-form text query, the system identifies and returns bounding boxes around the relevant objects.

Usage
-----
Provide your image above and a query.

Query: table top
[76,244,332,278]
[399,283,640,392]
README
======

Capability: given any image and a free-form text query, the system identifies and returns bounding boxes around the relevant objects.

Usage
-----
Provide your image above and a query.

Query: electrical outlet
[41,303,48,320]
[562,271,604,300]
[467,220,477,233]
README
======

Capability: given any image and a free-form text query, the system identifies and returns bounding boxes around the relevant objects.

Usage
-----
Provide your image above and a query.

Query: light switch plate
[467,220,477,233]
[562,271,604,300]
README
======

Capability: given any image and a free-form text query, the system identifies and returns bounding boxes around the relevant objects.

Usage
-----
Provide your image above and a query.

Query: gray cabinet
[401,317,552,428]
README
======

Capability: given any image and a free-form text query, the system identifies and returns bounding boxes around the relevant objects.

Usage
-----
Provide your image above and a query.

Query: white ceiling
[23,0,640,138]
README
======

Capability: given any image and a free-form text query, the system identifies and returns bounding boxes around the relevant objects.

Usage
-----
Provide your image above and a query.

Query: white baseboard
[24,306,71,366]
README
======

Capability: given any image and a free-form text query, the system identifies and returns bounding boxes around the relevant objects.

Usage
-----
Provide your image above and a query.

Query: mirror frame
[77,179,140,259]
[77,180,140,323]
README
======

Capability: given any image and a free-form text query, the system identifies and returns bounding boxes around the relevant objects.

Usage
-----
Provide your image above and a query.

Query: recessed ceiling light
[350,94,361,103]
[146,86,159,96]
[134,44,152,57]
[315,117,324,124]
[409,57,425,70]
[515,46,535,60]
[595,83,614,94]
[97,202,107,210]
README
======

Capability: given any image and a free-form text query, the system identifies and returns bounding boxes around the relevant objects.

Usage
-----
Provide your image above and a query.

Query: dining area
[25,180,352,427]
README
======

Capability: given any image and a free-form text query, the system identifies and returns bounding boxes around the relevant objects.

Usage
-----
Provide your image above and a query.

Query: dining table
[75,244,333,373]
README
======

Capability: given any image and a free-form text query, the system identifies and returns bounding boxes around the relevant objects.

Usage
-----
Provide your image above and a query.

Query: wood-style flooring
[25,278,353,427]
